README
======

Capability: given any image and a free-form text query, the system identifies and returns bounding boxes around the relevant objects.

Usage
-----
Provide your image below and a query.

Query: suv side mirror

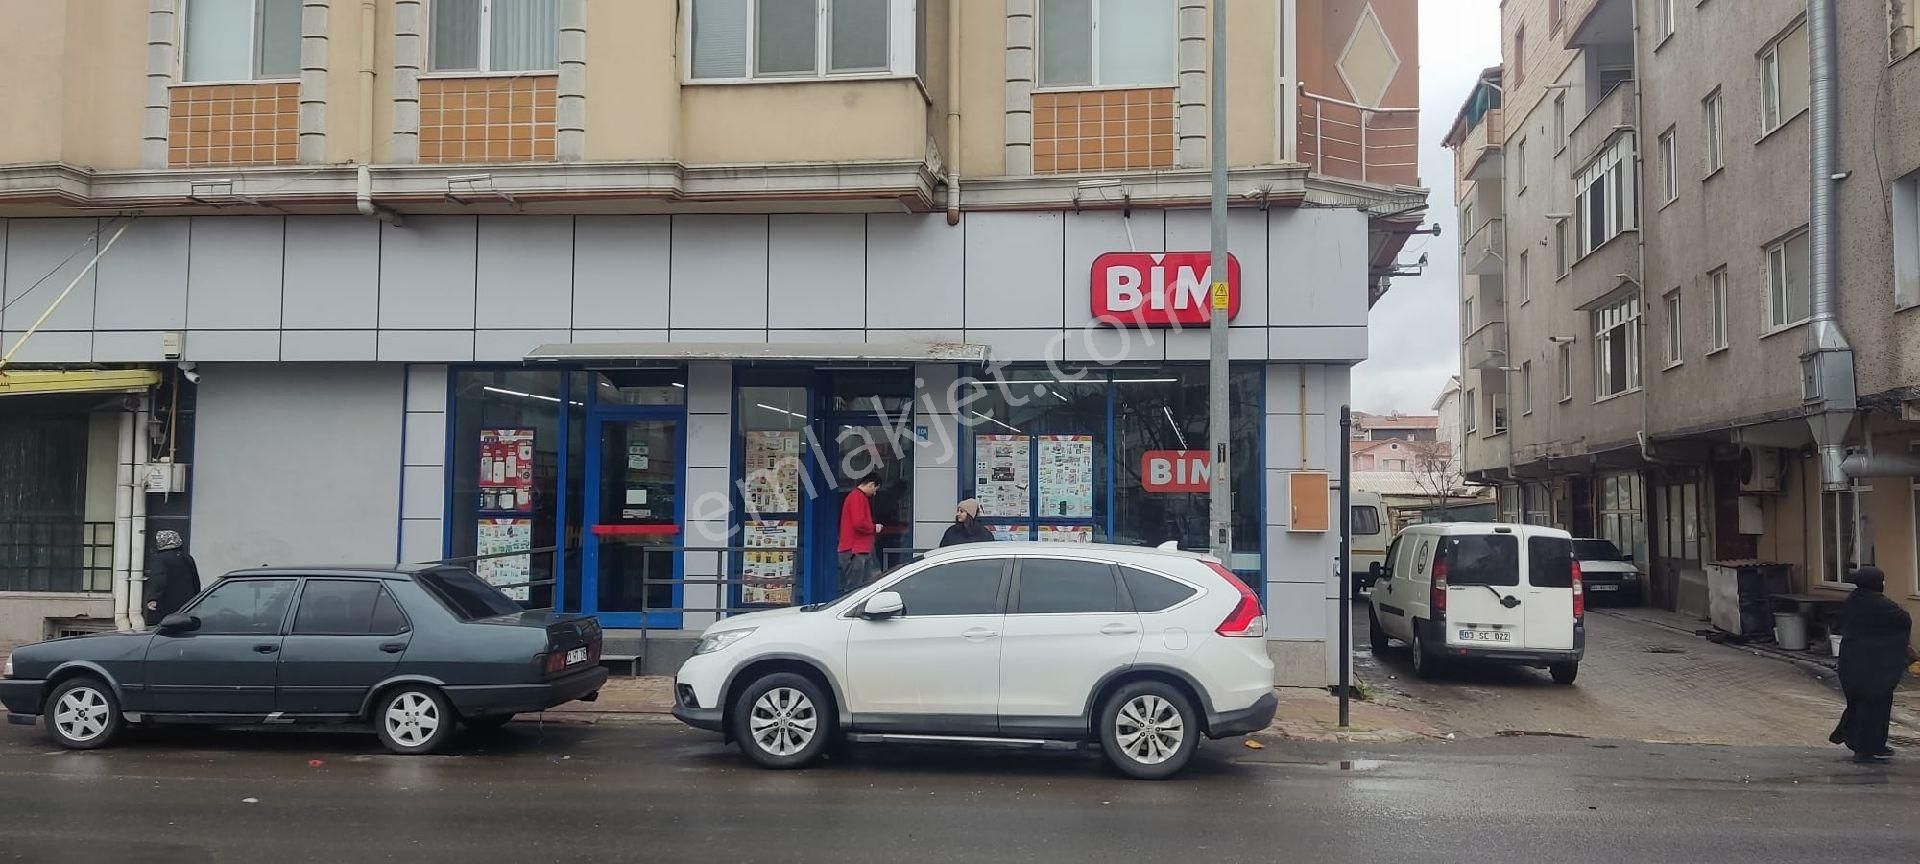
[861,592,904,620]
[157,613,199,634]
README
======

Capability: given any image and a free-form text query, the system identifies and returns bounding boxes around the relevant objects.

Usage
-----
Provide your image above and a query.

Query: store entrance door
[806,374,916,603]
[583,412,682,629]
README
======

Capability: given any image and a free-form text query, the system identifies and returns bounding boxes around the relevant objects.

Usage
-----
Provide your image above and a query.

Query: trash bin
[1774,612,1809,651]
[1829,633,1843,656]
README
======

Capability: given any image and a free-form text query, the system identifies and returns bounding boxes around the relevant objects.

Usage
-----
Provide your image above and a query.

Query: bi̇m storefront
[0,208,1365,685]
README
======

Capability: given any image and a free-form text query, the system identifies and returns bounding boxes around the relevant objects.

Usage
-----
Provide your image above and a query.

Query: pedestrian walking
[939,498,995,547]
[142,530,202,628]
[837,476,882,596]
[1829,566,1914,763]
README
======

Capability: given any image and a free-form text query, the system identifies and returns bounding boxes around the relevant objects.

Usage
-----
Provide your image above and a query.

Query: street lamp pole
[1206,0,1232,562]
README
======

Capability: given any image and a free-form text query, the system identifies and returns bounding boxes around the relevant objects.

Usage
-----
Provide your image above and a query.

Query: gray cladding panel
[1167,208,1269,327]
[476,216,574,329]
[283,216,381,329]
[965,212,1064,329]
[767,214,865,329]
[670,215,768,329]
[95,217,189,330]
[1063,210,1164,329]
[1268,209,1367,328]
[187,218,286,329]
[572,216,670,329]
[379,216,478,329]
[4,218,99,332]
[866,212,963,328]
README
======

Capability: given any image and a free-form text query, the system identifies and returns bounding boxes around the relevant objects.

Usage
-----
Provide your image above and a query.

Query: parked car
[1572,538,1642,606]
[1366,523,1585,684]
[0,566,607,755]
[671,542,1277,779]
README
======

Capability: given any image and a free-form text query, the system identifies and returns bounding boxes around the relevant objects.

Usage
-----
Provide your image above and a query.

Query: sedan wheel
[1099,681,1198,780]
[375,686,454,755]
[47,678,122,750]
[731,672,832,769]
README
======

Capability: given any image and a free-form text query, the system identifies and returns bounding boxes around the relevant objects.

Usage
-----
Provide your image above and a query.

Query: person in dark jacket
[1829,567,1914,763]
[142,530,202,628]
[939,499,995,547]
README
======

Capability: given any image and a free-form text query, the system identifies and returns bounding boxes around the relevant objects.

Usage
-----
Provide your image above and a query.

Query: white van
[1365,523,1585,684]
[1349,491,1389,595]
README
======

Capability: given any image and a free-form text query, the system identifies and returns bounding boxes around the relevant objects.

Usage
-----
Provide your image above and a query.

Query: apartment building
[0,1,1422,684]
[1446,0,1920,640]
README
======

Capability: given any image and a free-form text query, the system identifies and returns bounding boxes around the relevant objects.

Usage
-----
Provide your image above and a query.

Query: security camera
[177,361,200,384]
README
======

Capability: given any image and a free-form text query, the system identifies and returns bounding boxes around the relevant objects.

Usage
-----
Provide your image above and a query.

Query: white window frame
[1554,218,1570,277]
[1558,340,1574,402]
[1658,128,1679,204]
[1895,171,1920,310]
[1766,229,1811,331]
[1515,137,1528,193]
[1663,289,1683,367]
[1708,267,1730,352]
[428,0,560,75]
[1594,296,1642,400]
[1821,485,1873,587]
[1521,360,1534,415]
[1703,89,1725,175]
[1552,93,1567,151]
[1574,136,1638,259]
[179,0,303,85]
[1035,0,1178,90]
[1760,22,1809,136]
[1492,389,1508,435]
[684,0,918,84]
[1464,389,1478,434]
[1655,0,1676,42]
[1519,249,1532,304]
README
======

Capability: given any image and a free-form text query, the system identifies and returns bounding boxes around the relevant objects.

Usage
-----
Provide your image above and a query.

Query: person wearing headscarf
[142,530,203,628]
[1829,567,1914,763]
[940,499,995,547]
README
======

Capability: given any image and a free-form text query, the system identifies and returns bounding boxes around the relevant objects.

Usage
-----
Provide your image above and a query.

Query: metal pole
[1207,0,1231,561]
[1338,405,1352,727]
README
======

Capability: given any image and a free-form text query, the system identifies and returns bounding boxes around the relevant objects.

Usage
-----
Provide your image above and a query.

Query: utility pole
[1207,0,1232,561]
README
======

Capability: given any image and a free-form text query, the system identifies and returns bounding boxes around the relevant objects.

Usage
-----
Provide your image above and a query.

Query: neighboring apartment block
[1446,0,1920,641]
[0,1,1423,686]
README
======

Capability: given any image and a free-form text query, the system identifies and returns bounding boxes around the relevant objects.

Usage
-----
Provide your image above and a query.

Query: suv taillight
[1207,562,1267,638]
[1572,559,1585,620]
[1431,554,1449,619]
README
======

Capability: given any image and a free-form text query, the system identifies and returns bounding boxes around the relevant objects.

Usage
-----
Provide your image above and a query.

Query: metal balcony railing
[1300,92,1420,186]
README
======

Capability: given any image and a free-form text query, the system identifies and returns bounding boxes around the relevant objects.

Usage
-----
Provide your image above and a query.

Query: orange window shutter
[1289,472,1332,533]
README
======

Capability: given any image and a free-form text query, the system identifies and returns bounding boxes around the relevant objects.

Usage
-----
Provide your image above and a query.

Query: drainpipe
[129,399,150,631]
[356,2,401,226]
[357,163,401,225]
[111,408,134,631]
[1803,0,1857,492]
[945,0,963,226]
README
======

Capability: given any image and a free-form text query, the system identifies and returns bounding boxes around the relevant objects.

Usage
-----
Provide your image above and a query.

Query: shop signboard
[1141,449,1211,493]
[1090,251,1242,327]
[1037,435,1095,518]
[741,519,798,606]
[974,434,1031,517]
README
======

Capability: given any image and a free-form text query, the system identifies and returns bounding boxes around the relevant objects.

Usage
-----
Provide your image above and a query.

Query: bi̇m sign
[1091,251,1242,327]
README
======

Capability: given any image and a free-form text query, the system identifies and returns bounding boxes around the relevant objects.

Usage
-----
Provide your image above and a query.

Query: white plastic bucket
[1774,612,1809,651]
[1830,633,1843,656]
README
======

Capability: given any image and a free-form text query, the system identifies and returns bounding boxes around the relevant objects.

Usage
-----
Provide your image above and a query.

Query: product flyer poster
[1037,435,1095,519]
[1038,524,1095,544]
[741,519,799,606]
[974,434,1031,518]
[987,523,1030,542]
[744,430,803,514]
[478,429,535,514]
[475,518,532,601]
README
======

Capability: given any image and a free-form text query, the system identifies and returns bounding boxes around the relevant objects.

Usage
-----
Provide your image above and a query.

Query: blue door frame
[581,404,687,630]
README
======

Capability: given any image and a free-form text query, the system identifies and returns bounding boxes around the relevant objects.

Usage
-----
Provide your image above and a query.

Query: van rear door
[1522,535,1577,650]
[1439,532,1525,649]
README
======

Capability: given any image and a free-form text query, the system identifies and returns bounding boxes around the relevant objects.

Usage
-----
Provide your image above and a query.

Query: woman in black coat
[142,530,203,628]
[1830,567,1914,763]
[940,499,996,547]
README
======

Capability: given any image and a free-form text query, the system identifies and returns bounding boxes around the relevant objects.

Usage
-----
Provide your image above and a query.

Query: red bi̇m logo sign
[1091,252,1242,327]
[1141,450,1211,493]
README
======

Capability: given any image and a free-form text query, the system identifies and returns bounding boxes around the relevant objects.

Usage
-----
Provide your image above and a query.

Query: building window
[182,0,303,83]
[1462,202,1476,236]
[1655,0,1676,41]
[1464,390,1478,434]
[1558,340,1574,400]
[1554,219,1570,276]
[1892,0,1917,60]
[1663,289,1683,366]
[1463,297,1475,339]
[1038,0,1177,88]
[1492,390,1509,434]
[1515,138,1528,192]
[1709,267,1730,351]
[1521,360,1534,415]
[1703,90,1725,174]
[1523,482,1553,526]
[1552,93,1567,146]
[1519,250,1532,304]
[1599,471,1647,567]
[1760,22,1811,135]
[1575,136,1637,258]
[1512,27,1526,88]
[1896,172,1920,310]
[691,0,911,80]
[1594,297,1642,399]
[1656,479,1703,562]
[430,0,558,73]
[1766,230,1811,330]
[1550,0,1566,31]
[1658,128,1678,203]
[1821,487,1873,586]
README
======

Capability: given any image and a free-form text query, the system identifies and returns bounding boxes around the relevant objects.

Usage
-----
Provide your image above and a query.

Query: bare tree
[1407,440,1465,520]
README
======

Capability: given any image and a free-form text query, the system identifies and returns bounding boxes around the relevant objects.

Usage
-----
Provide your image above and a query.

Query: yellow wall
[583,0,680,162]
[1226,0,1278,167]
[956,0,1005,178]
[0,0,71,166]
[680,80,928,165]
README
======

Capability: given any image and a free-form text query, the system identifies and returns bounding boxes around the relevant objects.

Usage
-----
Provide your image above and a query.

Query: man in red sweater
[837,476,882,595]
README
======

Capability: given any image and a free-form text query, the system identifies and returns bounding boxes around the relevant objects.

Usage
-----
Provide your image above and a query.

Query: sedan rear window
[1439,535,1519,587]
[417,569,523,621]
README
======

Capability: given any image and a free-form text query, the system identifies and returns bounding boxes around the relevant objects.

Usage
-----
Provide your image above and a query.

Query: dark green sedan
[0,566,605,755]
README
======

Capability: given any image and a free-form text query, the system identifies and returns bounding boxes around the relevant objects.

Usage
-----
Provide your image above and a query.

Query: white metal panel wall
[1261,362,1352,687]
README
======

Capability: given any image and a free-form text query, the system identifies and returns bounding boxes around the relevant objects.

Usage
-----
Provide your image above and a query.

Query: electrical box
[1288,471,1332,532]
[161,332,183,360]
[142,460,189,493]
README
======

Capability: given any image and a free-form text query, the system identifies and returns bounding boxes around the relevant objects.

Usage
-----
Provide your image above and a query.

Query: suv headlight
[693,627,758,655]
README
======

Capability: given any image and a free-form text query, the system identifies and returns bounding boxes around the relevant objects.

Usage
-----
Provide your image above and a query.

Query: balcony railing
[1464,320,1509,371]
[1300,92,1419,186]
[1454,107,1504,182]
[1464,216,1506,276]
[1570,80,1636,168]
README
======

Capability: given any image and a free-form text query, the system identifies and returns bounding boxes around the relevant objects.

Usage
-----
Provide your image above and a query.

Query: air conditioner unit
[1738,445,1782,494]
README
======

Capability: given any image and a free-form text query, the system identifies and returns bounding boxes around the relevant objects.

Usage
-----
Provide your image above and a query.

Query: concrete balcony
[1453,108,1504,183]
[1570,80,1635,170]
[1564,0,1633,49]
[1464,320,1509,371]
[1570,230,1641,312]
[1463,216,1506,277]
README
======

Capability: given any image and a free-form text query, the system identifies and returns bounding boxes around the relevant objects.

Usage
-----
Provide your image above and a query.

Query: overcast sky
[1349,0,1502,414]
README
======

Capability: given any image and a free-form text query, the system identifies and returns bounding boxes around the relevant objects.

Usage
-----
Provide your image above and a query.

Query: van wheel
[1549,662,1579,685]
[46,677,123,750]
[1099,681,1199,780]
[1368,607,1392,653]
[1411,628,1443,680]
[732,672,832,770]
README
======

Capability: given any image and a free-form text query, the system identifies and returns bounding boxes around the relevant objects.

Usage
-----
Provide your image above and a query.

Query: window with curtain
[430,0,558,73]
[1760,22,1810,134]
[1038,0,1176,88]
[183,0,303,83]
[691,0,906,80]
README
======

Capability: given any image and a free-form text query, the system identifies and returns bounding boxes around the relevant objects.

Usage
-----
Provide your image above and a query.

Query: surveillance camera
[182,370,201,384]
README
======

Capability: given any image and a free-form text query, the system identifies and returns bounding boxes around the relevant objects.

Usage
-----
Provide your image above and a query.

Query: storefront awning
[0,368,162,397]
[524,341,991,365]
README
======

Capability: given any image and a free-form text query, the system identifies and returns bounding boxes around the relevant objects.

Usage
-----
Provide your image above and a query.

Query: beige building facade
[1447,0,1920,648]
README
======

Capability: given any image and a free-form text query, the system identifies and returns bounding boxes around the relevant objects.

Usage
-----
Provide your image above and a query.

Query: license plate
[565,647,588,666]
[1458,629,1512,643]
[1588,584,1619,591]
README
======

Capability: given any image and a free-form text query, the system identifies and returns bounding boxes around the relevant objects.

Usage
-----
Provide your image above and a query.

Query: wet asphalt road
[3,719,1916,864]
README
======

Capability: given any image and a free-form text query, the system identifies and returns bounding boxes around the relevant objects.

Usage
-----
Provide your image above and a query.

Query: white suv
[672,542,1277,779]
